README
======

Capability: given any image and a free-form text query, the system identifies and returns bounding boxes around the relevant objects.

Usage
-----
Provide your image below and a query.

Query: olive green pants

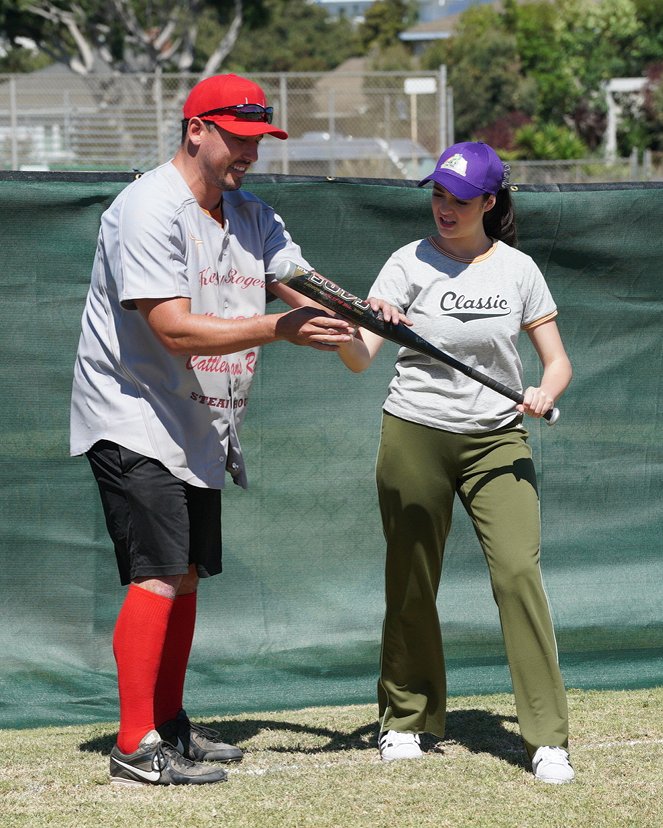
[376,412,568,758]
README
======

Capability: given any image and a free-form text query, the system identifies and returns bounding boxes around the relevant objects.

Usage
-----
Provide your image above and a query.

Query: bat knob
[545,407,561,426]
[274,260,310,283]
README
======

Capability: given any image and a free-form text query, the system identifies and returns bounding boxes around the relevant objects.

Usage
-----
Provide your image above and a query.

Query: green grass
[1,687,661,828]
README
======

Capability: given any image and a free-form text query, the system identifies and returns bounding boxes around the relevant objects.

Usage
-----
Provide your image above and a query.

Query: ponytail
[483,188,518,248]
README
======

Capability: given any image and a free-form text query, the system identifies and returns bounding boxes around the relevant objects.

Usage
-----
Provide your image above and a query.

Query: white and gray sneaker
[532,746,575,784]
[109,729,228,786]
[379,730,423,762]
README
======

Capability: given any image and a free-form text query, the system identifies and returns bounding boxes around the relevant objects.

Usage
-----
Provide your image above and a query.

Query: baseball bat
[274,260,560,425]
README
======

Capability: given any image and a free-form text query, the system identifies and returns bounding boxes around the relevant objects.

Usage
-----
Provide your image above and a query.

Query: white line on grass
[577,737,663,750]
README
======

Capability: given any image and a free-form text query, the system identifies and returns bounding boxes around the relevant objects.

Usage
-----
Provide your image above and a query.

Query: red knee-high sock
[154,590,197,727]
[112,584,174,754]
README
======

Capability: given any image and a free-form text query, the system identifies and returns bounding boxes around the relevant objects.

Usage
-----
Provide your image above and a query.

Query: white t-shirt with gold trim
[369,238,557,433]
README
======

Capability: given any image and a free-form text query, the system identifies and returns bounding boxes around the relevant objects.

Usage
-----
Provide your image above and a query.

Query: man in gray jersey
[70,73,396,787]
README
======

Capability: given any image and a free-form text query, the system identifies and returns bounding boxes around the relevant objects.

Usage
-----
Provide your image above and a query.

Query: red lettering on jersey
[186,355,245,375]
[199,266,266,290]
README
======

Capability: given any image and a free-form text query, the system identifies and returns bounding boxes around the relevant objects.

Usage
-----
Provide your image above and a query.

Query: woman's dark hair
[483,188,517,247]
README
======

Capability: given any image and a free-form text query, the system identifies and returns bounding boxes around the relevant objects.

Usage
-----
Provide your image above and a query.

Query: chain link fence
[1,68,661,183]
[507,151,660,185]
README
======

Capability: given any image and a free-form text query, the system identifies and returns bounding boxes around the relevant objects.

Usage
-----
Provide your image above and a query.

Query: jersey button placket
[227,378,241,476]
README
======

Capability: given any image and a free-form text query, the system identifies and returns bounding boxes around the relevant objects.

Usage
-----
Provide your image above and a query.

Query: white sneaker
[379,730,423,762]
[532,746,575,784]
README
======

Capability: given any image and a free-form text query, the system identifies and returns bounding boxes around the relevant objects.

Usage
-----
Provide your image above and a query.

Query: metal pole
[384,94,391,144]
[279,74,289,175]
[410,92,417,169]
[64,91,72,165]
[155,67,165,163]
[437,64,447,155]
[446,86,455,146]
[328,88,336,178]
[10,77,18,170]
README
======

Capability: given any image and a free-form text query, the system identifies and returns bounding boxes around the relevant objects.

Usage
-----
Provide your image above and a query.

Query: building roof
[399,1,507,43]
[399,14,459,42]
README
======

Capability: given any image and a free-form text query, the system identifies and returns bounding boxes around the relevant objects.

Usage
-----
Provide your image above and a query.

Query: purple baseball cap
[418,141,506,199]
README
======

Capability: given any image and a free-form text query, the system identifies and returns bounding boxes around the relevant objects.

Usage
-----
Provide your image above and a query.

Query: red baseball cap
[182,74,288,140]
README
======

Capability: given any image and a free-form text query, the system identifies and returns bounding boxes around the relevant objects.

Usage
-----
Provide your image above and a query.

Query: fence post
[437,64,447,156]
[64,91,71,163]
[279,74,289,175]
[328,88,336,178]
[384,94,391,145]
[446,85,454,146]
[10,76,18,170]
[155,67,165,164]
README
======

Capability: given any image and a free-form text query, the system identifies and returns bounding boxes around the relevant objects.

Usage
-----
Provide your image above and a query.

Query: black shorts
[86,440,222,585]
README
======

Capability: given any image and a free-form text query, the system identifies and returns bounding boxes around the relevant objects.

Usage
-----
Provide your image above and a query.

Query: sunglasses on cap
[195,104,274,124]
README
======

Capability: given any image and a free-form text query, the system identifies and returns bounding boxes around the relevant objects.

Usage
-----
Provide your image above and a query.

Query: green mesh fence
[0,173,661,730]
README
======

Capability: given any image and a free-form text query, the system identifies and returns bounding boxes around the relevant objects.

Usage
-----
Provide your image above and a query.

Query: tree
[631,0,663,68]
[358,0,417,52]
[428,5,537,147]
[226,0,359,73]
[0,0,254,75]
[502,0,579,124]
[644,65,663,149]
[425,0,663,157]
[514,121,588,159]
[505,0,643,149]
[618,62,663,153]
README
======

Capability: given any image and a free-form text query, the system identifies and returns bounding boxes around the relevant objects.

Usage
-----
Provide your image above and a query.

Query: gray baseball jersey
[70,161,310,488]
[369,238,557,433]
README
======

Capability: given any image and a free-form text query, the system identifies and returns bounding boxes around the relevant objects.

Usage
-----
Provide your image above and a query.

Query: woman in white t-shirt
[339,142,574,784]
